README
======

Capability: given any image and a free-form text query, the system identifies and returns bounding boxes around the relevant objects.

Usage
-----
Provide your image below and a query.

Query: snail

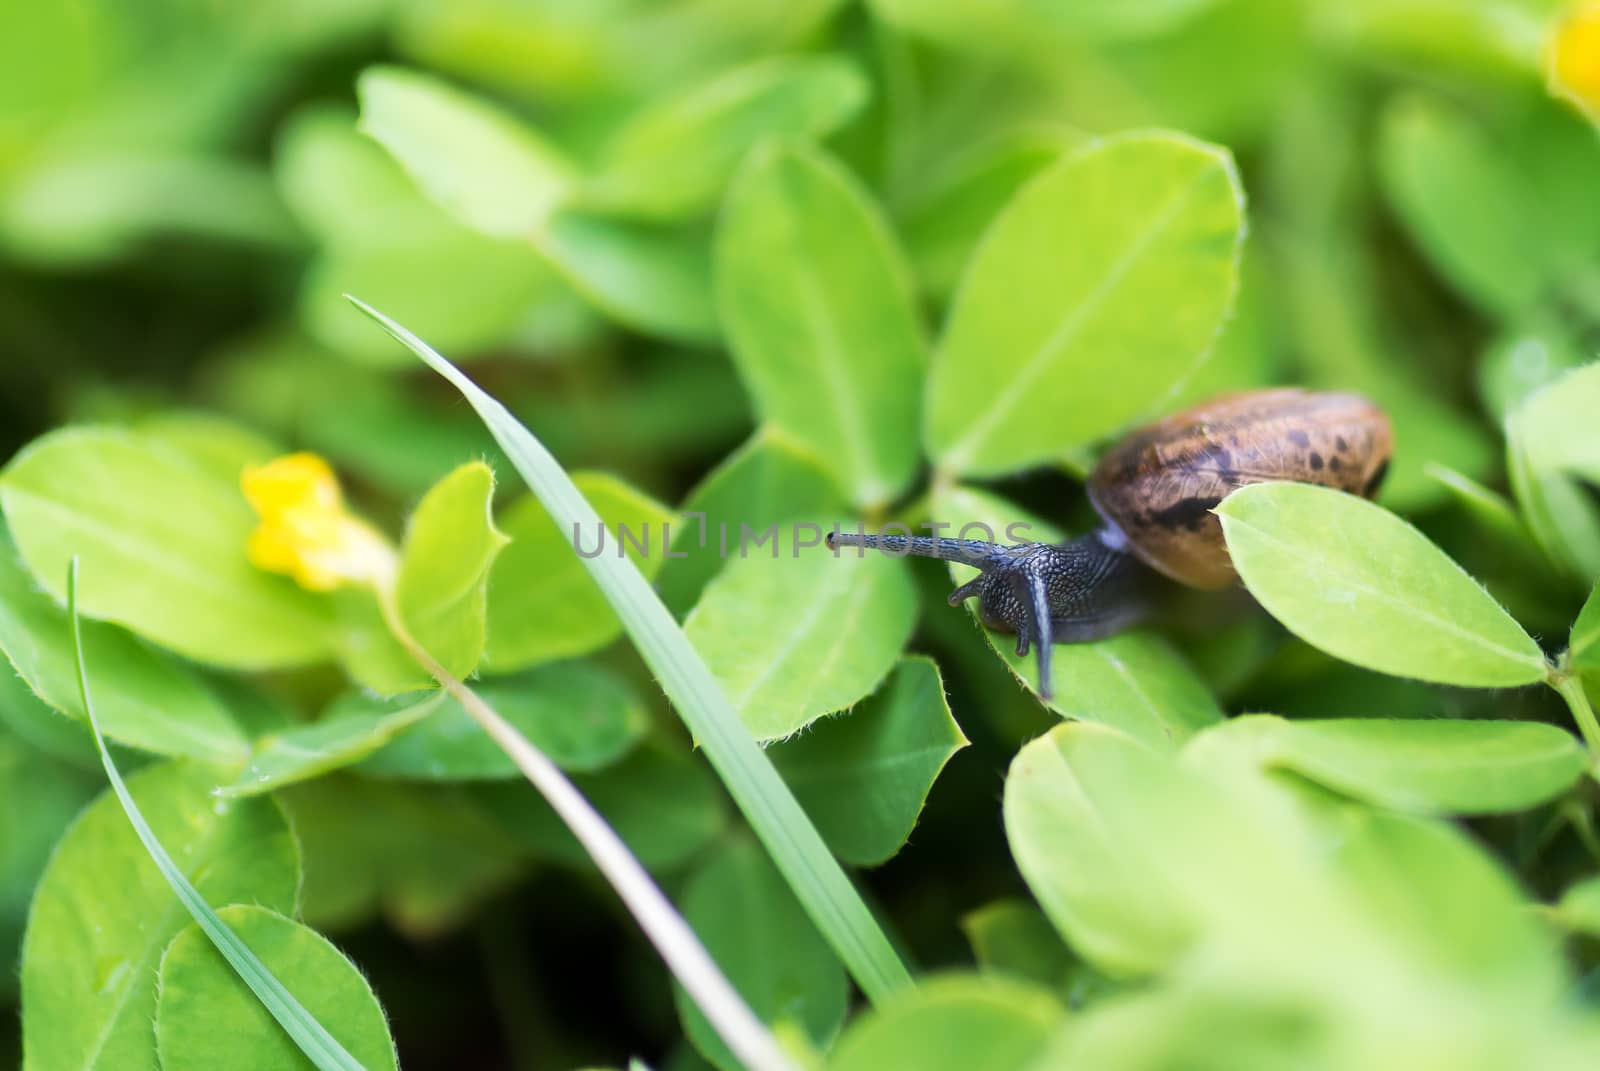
[827,388,1393,699]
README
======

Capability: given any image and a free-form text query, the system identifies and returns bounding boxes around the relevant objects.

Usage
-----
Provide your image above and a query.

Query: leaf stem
[1550,654,1600,753]
[375,586,797,1071]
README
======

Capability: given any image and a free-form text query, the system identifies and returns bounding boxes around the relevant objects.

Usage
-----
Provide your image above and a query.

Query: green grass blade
[67,559,370,1071]
[345,296,913,1002]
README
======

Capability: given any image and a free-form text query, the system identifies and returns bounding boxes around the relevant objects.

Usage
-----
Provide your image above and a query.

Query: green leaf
[356,65,575,239]
[278,103,575,366]
[895,125,1081,299]
[1216,482,1548,687]
[676,837,848,1071]
[357,662,649,780]
[1508,362,1600,584]
[0,426,334,668]
[61,559,368,1071]
[0,724,100,1004]
[0,662,99,768]
[1508,421,1600,588]
[275,104,445,247]
[485,473,675,672]
[215,693,444,798]
[348,297,913,1002]
[1329,808,1564,999]
[1003,723,1198,974]
[657,428,850,617]
[156,905,396,1071]
[473,745,724,873]
[1188,715,1588,815]
[684,549,918,741]
[769,656,967,866]
[826,974,1063,1071]
[1001,632,1223,753]
[716,141,929,509]
[133,412,282,480]
[1425,462,1546,563]
[339,462,508,693]
[1554,876,1600,939]
[869,0,1218,48]
[1377,94,1600,320]
[925,131,1244,476]
[302,231,566,365]
[21,764,300,1071]
[0,527,249,762]
[586,55,869,220]
[1573,582,1600,673]
[960,900,1075,989]
[1276,236,1494,511]
[535,210,720,343]
[395,461,509,678]
[284,778,525,937]
[1478,321,1588,420]
[0,152,298,266]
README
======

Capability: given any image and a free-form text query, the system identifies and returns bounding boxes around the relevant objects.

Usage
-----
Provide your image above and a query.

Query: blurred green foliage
[5,0,1600,1068]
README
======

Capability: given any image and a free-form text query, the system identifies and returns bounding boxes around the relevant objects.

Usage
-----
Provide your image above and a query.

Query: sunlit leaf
[394,461,508,677]
[1187,715,1587,815]
[339,462,508,693]
[1508,362,1600,584]
[684,550,918,741]
[717,141,928,508]
[21,764,299,1071]
[1003,723,1199,974]
[1000,632,1223,752]
[216,693,444,798]
[356,65,575,239]
[1330,807,1565,999]
[925,131,1243,476]
[1217,482,1547,687]
[869,0,1220,49]
[657,429,850,617]
[156,906,397,1071]
[485,473,675,672]
[0,152,298,266]
[826,974,1063,1071]
[133,412,281,480]
[0,427,334,668]
[895,125,1080,298]
[278,103,574,365]
[0,526,248,762]
[536,210,720,343]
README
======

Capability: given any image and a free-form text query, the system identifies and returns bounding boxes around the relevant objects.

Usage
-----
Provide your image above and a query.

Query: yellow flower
[1552,3,1600,117]
[241,453,396,592]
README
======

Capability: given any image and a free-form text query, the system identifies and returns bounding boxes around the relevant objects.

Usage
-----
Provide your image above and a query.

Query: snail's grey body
[827,389,1394,699]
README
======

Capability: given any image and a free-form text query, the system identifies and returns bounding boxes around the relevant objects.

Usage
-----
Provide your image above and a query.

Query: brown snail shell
[1086,388,1393,590]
